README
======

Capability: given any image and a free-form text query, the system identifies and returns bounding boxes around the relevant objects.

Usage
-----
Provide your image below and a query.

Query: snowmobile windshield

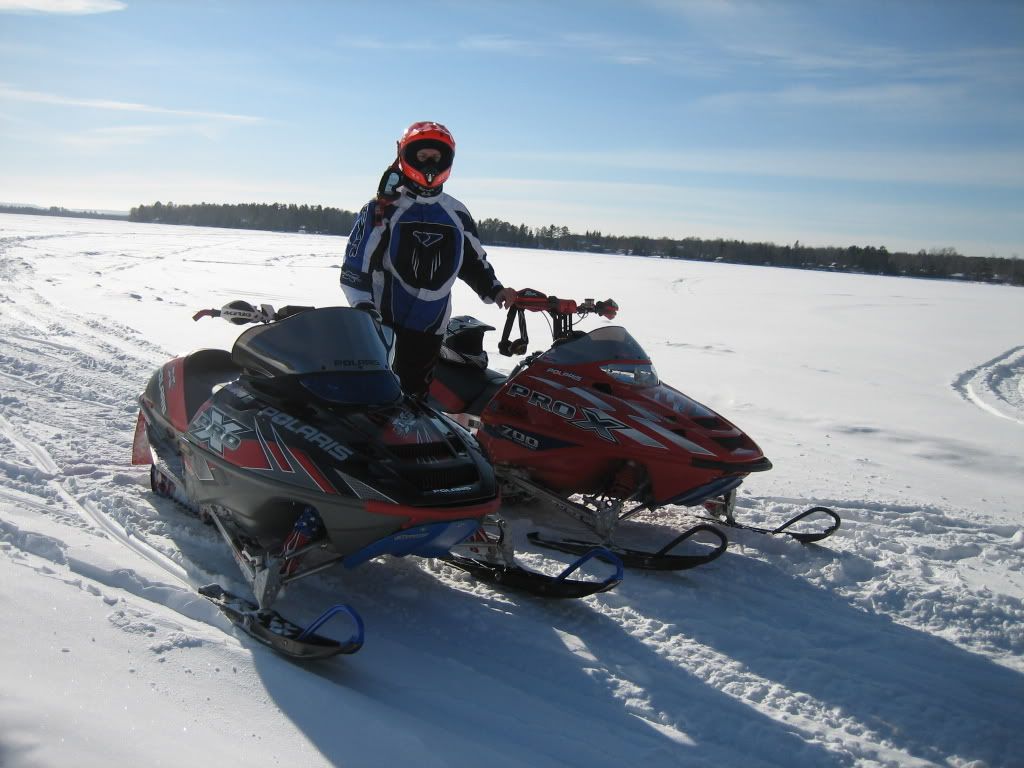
[232,307,394,378]
[541,327,653,370]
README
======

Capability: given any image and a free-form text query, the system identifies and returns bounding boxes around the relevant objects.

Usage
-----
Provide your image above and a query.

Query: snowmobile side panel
[182,440,399,549]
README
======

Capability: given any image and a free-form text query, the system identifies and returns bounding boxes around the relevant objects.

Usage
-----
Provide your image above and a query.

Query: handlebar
[194,291,617,363]
[499,288,618,357]
[192,300,314,324]
[509,288,618,320]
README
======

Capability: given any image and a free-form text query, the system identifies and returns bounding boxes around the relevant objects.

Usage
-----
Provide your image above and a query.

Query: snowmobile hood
[186,381,496,507]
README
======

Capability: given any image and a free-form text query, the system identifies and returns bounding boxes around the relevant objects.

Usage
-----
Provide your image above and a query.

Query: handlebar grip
[596,299,618,319]
[548,297,579,315]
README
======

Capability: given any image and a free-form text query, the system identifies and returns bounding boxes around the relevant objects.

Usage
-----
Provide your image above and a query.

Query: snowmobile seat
[430,359,506,416]
[182,348,242,424]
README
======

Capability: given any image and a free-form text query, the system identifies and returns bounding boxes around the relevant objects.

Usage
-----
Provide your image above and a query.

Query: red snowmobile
[429,289,840,569]
[131,301,622,660]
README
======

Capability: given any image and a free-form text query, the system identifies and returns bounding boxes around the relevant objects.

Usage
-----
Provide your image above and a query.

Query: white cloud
[338,36,431,51]
[613,55,654,66]
[0,0,125,13]
[489,146,1024,188]
[55,123,229,148]
[343,34,544,57]
[458,35,537,54]
[698,82,962,111]
[0,83,263,123]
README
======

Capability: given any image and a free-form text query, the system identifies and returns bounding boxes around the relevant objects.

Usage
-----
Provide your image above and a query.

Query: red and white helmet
[396,121,455,190]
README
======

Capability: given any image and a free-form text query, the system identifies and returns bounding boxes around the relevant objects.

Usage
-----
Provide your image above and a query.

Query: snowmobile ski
[699,506,841,543]
[500,472,728,571]
[527,523,728,571]
[700,492,841,543]
[439,547,623,598]
[198,583,364,660]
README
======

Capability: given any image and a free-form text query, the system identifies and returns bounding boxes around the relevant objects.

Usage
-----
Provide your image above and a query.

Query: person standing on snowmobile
[341,121,517,398]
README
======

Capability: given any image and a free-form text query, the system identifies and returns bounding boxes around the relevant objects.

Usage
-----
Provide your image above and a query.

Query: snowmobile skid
[134,301,622,660]
[429,289,842,569]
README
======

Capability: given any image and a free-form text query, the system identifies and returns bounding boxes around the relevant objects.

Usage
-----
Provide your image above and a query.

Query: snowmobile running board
[528,523,728,571]
[199,584,364,660]
[439,547,624,598]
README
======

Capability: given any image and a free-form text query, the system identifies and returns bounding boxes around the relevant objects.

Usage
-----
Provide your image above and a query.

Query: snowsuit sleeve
[454,207,504,303]
[340,202,376,307]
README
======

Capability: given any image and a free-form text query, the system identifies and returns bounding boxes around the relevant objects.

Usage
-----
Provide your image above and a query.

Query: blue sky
[1,0,1022,258]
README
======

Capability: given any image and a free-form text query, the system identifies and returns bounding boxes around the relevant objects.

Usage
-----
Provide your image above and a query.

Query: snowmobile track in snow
[952,344,1024,426]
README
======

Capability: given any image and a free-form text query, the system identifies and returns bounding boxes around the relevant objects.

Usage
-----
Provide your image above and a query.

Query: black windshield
[232,307,393,377]
[541,326,650,365]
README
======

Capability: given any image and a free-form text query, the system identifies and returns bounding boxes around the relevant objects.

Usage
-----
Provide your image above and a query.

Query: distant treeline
[0,204,127,221]
[479,219,1024,287]
[129,201,357,235]
[11,200,1013,286]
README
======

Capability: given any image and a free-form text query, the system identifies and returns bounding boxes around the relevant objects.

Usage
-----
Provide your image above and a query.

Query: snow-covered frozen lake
[1,213,1022,767]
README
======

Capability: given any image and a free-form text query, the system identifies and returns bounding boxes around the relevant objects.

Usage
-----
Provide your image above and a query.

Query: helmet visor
[401,139,454,185]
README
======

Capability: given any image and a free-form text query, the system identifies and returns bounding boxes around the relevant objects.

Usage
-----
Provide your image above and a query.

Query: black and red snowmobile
[131,301,622,660]
[429,289,840,570]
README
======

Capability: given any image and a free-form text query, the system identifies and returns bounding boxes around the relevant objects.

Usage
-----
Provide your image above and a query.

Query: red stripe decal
[290,448,337,494]
[266,440,292,472]
[258,421,294,472]
[226,439,273,470]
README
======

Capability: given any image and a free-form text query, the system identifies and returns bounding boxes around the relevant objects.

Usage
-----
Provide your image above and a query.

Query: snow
[1,212,1022,767]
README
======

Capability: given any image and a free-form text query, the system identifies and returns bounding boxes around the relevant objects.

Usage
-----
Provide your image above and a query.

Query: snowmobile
[131,301,622,660]
[428,289,840,570]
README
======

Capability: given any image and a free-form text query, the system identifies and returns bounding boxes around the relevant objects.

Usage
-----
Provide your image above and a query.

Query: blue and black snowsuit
[341,189,505,395]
